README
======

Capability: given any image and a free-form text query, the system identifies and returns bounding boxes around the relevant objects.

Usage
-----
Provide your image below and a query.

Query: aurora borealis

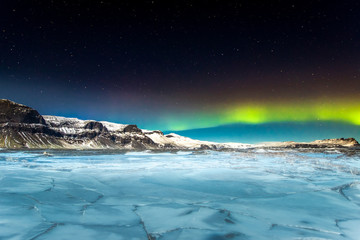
[160,101,360,131]
[1,1,360,142]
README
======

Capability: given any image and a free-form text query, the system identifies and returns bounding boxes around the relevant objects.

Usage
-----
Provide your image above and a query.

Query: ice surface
[0,149,359,239]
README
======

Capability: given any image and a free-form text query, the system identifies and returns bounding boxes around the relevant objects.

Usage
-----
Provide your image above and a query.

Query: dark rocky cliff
[0,99,46,124]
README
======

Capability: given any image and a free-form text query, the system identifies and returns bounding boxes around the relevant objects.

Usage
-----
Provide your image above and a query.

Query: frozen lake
[0,149,359,240]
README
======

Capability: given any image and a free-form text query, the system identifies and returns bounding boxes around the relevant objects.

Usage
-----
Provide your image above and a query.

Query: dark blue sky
[1,1,360,141]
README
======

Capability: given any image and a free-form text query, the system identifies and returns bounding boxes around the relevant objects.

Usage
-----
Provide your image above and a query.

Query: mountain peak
[0,99,46,125]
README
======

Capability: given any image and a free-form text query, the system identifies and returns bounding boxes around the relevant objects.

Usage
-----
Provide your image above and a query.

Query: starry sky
[1,1,360,142]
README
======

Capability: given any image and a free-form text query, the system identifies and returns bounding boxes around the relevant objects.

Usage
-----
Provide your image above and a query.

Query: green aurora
[160,100,360,131]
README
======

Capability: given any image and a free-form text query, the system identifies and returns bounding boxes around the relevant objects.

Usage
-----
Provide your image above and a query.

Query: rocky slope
[0,99,156,149]
[0,99,233,150]
[0,99,359,150]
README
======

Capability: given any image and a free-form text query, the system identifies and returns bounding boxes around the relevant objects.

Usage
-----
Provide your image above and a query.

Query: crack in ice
[132,205,156,240]
[331,181,359,202]
[80,194,104,215]
[44,178,55,192]
[29,222,64,240]
[270,223,343,236]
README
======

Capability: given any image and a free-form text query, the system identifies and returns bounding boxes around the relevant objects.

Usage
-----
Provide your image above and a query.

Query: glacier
[0,149,359,240]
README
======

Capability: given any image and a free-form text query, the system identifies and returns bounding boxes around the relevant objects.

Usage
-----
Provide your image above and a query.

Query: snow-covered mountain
[0,99,248,149]
[0,99,359,150]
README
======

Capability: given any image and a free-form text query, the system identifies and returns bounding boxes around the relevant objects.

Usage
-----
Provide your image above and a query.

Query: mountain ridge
[0,99,359,150]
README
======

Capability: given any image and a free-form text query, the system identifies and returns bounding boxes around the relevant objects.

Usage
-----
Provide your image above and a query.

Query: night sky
[1,1,360,141]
